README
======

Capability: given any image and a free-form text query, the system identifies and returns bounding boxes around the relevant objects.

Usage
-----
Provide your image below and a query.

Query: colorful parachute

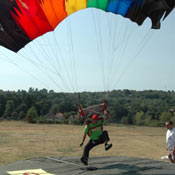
[0,0,174,52]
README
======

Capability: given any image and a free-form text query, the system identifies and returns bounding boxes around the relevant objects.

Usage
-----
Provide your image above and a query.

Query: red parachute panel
[11,0,52,40]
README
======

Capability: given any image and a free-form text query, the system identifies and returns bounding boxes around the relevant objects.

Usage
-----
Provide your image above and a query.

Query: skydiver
[80,110,112,165]
[165,121,175,163]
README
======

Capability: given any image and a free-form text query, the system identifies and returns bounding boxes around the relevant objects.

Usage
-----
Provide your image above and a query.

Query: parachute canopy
[0,0,174,52]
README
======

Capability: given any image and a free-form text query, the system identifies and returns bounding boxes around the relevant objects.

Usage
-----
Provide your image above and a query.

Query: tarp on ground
[1,156,175,175]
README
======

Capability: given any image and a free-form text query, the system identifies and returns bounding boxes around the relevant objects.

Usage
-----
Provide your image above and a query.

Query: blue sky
[0,9,175,93]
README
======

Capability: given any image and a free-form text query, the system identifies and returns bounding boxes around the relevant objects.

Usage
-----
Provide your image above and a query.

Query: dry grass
[0,121,168,166]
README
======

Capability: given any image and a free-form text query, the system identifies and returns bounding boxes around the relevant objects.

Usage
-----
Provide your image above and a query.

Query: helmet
[92,114,99,121]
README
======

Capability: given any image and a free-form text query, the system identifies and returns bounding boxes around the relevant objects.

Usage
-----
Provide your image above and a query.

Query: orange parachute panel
[40,0,68,29]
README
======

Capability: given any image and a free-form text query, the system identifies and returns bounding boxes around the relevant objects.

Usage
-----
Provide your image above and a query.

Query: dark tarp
[1,156,175,175]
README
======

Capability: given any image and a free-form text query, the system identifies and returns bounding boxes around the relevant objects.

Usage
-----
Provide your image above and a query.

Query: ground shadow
[99,163,163,175]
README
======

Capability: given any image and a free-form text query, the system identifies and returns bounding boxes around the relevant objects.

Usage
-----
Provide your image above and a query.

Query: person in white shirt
[165,121,175,163]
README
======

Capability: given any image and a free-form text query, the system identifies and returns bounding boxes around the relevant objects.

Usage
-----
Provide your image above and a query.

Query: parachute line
[91,10,106,91]
[111,29,153,89]
[18,44,66,91]
[0,51,51,90]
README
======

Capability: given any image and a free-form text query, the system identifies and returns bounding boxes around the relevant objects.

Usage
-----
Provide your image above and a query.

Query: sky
[0,9,175,93]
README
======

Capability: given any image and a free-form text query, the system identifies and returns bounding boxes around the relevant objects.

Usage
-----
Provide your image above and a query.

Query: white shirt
[166,128,175,150]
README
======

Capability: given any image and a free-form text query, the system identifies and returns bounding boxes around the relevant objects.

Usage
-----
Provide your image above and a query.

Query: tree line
[0,88,175,126]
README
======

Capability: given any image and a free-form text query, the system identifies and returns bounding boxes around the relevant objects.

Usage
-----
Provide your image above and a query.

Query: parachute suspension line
[33,34,73,92]
[19,45,58,76]
[105,14,115,92]
[106,16,131,92]
[18,44,66,91]
[91,10,106,92]
[51,32,72,91]
[108,18,121,90]
[52,32,74,92]
[111,29,153,90]
[22,43,60,76]
[106,16,124,91]
[40,35,75,92]
[30,41,60,75]
[66,19,78,92]
[42,36,62,75]
[39,32,71,91]
[108,16,124,91]
[48,34,63,75]
[91,10,103,90]
[19,45,49,71]
[108,19,131,91]
[112,17,120,52]
[21,41,63,77]
[0,51,51,90]
[111,28,151,89]
[98,12,107,91]
[66,20,74,91]
[105,14,119,92]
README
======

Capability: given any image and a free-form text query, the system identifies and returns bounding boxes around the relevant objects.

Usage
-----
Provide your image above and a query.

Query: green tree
[0,94,6,117]
[171,114,175,123]
[159,112,172,126]
[36,100,52,116]
[18,111,25,120]
[3,100,15,119]
[58,97,75,113]
[25,106,38,123]
[16,103,27,114]
[134,111,145,125]
[111,102,128,123]
[50,104,60,114]
[23,95,33,109]
[11,111,18,120]
[120,116,128,125]
[144,113,152,126]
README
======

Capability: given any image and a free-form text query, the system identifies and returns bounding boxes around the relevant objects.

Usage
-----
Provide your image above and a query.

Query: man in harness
[80,110,112,165]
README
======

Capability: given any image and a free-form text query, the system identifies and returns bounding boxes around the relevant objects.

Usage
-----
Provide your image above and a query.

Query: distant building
[45,112,64,122]
[56,112,63,118]
[56,112,64,121]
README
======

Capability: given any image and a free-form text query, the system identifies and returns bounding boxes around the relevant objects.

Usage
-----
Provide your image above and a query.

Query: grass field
[0,121,168,166]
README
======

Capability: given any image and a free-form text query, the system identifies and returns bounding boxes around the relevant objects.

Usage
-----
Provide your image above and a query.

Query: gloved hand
[80,142,84,147]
